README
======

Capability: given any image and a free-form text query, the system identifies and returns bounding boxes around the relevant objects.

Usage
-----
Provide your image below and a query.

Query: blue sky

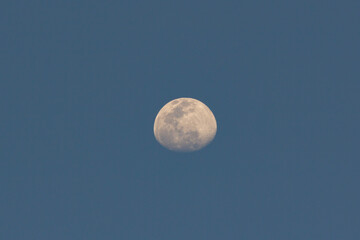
[1,0,359,239]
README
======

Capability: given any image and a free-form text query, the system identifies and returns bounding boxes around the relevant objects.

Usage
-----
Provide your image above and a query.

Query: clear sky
[1,0,359,239]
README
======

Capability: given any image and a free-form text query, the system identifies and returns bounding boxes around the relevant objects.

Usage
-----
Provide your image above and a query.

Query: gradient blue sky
[1,0,359,239]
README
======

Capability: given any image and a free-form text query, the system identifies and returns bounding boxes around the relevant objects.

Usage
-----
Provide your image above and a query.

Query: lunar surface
[154,98,217,152]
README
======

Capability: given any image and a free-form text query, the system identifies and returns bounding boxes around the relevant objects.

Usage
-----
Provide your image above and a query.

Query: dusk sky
[1,0,359,239]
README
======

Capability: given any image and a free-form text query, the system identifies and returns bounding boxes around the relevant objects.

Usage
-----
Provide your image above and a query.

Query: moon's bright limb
[154,97,217,152]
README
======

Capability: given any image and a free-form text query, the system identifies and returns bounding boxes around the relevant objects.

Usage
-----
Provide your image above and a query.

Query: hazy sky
[1,0,359,239]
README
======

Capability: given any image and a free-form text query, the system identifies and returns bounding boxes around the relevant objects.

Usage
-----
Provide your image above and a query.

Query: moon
[154,97,217,152]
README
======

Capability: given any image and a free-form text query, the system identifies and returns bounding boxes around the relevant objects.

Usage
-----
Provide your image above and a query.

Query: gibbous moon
[154,97,217,152]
